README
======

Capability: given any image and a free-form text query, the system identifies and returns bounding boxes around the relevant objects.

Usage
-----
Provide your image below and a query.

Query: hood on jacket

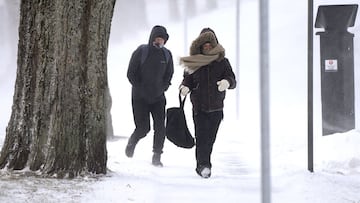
[148,25,169,45]
[200,27,219,43]
[190,29,219,56]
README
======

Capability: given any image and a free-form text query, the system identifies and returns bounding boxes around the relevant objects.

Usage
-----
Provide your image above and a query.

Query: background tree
[110,0,147,43]
[186,0,196,17]
[0,0,115,177]
[169,0,180,21]
[206,0,217,10]
[0,0,20,80]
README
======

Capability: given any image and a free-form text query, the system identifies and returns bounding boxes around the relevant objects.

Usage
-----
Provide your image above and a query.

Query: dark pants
[129,97,166,154]
[193,110,223,169]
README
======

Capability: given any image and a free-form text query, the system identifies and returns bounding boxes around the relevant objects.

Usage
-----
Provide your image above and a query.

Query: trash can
[315,4,358,135]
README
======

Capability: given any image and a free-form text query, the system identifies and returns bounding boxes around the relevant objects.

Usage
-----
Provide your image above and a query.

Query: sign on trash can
[324,59,338,72]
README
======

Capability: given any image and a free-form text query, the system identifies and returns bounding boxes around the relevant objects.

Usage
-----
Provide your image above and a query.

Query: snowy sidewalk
[82,120,261,203]
[1,123,360,202]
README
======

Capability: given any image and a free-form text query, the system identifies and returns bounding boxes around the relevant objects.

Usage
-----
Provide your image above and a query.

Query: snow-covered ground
[1,0,360,202]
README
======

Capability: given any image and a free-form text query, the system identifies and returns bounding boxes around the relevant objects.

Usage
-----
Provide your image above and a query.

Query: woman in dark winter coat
[126,25,174,167]
[179,28,236,178]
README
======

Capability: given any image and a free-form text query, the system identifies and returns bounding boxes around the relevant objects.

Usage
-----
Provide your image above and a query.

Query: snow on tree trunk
[0,0,115,177]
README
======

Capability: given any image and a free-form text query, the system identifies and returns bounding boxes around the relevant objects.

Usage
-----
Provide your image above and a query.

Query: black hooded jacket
[127,25,174,103]
[181,29,236,113]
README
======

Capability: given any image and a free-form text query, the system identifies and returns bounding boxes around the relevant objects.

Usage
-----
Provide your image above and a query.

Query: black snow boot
[152,153,163,167]
[125,137,138,158]
[196,166,211,178]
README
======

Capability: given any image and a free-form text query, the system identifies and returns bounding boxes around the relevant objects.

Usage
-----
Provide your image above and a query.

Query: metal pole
[307,0,314,173]
[183,0,188,55]
[235,0,240,119]
[259,0,271,202]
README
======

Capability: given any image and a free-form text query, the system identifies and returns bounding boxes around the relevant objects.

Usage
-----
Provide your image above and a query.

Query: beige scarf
[179,44,225,74]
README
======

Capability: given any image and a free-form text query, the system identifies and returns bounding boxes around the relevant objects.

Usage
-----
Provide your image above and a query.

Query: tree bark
[0,0,115,177]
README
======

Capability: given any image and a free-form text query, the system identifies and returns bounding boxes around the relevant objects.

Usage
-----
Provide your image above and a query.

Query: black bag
[165,94,195,148]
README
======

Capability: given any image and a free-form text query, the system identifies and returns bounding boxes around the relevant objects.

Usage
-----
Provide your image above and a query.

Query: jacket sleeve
[127,46,142,87]
[181,71,194,90]
[163,51,174,91]
[222,58,237,89]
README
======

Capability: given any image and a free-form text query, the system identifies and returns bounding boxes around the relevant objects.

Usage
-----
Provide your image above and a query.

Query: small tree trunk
[0,0,115,177]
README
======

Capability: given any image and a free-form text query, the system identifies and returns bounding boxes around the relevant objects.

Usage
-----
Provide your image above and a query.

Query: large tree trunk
[0,0,115,177]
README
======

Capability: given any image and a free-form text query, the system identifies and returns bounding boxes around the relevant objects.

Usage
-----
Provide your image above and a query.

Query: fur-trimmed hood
[180,29,226,74]
[190,32,218,55]
[189,30,225,61]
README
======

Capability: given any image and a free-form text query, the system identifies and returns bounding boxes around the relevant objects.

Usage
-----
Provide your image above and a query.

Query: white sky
[0,0,360,202]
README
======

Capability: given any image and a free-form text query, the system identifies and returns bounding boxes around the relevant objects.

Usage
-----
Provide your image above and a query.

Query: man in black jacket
[126,25,174,167]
